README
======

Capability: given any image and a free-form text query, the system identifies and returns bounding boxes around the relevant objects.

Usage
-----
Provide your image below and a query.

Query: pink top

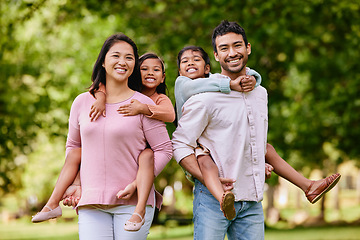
[66,92,173,209]
[148,92,175,123]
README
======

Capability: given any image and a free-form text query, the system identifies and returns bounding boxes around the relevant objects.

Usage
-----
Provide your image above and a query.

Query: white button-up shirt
[172,86,268,202]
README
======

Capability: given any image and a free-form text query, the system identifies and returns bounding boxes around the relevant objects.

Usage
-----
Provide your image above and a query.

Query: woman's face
[140,58,165,90]
[103,41,135,84]
[178,50,210,79]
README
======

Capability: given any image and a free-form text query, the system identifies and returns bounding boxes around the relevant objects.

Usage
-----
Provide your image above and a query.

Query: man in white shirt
[172,20,268,240]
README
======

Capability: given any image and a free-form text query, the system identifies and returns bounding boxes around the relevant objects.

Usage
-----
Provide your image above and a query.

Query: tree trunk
[319,194,325,221]
[266,185,280,224]
[357,169,360,204]
[334,165,340,211]
[266,185,275,217]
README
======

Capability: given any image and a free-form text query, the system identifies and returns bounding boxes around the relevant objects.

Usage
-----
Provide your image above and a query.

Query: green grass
[1,190,359,240]
[1,218,360,240]
[265,225,360,240]
[0,219,78,240]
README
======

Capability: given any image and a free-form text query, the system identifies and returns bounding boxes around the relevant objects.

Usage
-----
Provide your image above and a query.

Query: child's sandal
[31,205,62,223]
[220,191,236,220]
[305,173,341,204]
[124,212,145,231]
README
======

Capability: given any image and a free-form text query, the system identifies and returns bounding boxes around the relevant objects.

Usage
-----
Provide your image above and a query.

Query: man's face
[214,32,251,78]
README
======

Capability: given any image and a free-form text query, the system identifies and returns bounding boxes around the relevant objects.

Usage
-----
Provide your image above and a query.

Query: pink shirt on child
[148,92,175,123]
[65,92,173,209]
[97,83,175,123]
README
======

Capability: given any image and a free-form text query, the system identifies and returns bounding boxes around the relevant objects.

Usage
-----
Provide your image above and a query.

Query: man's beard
[221,55,248,74]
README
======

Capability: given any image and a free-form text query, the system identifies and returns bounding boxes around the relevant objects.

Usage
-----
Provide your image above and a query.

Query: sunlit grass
[0,219,78,240]
[1,219,360,240]
[1,189,359,239]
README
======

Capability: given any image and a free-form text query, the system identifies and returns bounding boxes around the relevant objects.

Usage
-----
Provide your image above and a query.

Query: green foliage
[0,0,359,206]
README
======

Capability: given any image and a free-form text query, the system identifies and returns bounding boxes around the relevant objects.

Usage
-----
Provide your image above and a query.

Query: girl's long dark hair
[89,33,142,97]
[139,53,169,96]
[177,45,211,78]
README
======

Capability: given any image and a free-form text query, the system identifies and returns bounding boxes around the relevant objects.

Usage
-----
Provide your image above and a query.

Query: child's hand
[117,99,145,116]
[265,163,274,180]
[219,177,235,192]
[240,75,256,92]
[89,92,106,121]
[116,182,137,200]
[230,77,244,92]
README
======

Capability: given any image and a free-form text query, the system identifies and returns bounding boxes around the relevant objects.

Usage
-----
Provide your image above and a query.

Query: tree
[1,0,359,221]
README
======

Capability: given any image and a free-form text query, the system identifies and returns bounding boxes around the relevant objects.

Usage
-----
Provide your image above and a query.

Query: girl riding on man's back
[174,45,341,220]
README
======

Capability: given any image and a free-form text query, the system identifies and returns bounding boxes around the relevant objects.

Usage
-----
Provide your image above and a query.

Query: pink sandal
[124,213,145,231]
[31,205,62,223]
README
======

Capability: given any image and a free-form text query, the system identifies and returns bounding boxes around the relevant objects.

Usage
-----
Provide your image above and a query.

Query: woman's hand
[62,184,81,207]
[117,99,147,116]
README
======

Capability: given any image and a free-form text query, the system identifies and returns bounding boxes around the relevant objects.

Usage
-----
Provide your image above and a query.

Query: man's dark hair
[212,20,248,53]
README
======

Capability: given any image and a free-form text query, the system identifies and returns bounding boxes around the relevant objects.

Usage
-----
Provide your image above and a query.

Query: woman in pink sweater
[90,53,175,231]
[59,34,171,239]
[32,50,174,235]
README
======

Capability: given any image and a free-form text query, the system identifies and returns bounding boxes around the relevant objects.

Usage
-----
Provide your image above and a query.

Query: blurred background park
[1,0,360,239]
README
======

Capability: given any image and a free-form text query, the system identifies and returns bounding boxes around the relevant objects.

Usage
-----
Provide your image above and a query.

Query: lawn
[1,218,360,240]
[1,189,359,239]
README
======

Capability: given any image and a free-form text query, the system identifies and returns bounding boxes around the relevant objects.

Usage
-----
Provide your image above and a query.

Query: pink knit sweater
[65,92,173,209]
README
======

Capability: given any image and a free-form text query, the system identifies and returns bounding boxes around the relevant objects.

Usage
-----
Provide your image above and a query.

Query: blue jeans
[193,180,264,240]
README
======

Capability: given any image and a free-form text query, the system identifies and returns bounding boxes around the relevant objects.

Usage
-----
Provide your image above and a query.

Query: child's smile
[179,50,210,80]
[140,58,165,90]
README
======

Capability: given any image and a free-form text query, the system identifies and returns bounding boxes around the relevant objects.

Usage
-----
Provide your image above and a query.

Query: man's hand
[265,163,274,180]
[219,177,235,192]
[116,182,137,200]
[117,99,146,116]
[62,185,81,207]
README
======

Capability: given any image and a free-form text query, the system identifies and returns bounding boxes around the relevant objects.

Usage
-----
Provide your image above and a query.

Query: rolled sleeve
[174,75,231,119]
[147,94,175,123]
[172,95,209,163]
[246,67,262,87]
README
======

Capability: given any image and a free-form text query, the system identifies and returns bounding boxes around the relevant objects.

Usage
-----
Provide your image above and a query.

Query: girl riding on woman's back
[32,52,175,233]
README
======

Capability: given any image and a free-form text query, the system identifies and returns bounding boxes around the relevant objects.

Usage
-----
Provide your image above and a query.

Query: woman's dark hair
[139,53,168,96]
[177,46,211,78]
[212,20,248,53]
[89,33,142,97]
